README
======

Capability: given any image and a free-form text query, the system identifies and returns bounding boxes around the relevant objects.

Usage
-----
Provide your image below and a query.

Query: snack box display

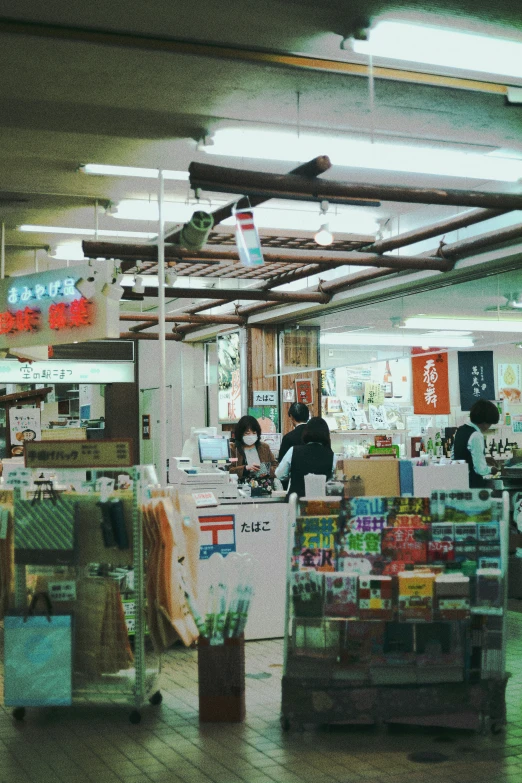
[324,572,358,618]
[358,575,393,620]
[398,571,436,622]
[435,574,470,620]
[290,571,324,618]
[475,568,504,612]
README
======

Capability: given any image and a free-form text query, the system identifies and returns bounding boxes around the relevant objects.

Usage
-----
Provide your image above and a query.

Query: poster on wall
[248,406,278,433]
[217,332,242,422]
[295,378,313,405]
[412,350,450,415]
[9,407,41,456]
[364,381,384,406]
[458,351,495,411]
[498,363,522,404]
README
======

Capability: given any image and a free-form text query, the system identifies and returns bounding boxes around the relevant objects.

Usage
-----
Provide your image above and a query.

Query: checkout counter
[172,429,289,640]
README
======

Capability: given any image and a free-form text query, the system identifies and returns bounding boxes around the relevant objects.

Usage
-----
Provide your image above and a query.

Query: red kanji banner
[411,349,451,414]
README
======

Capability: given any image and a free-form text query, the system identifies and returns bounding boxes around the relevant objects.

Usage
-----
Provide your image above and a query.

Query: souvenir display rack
[8,466,161,724]
[281,489,509,733]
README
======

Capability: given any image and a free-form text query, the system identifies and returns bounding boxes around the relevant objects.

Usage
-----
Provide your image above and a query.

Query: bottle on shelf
[383,361,393,398]
[426,436,434,456]
[505,411,512,426]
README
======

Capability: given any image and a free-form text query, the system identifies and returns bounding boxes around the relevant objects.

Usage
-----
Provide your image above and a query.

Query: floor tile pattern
[0,613,522,783]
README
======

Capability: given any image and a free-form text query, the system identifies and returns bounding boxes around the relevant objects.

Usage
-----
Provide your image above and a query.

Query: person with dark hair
[278,402,310,468]
[275,416,335,498]
[452,398,500,487]
[229,415,277,481]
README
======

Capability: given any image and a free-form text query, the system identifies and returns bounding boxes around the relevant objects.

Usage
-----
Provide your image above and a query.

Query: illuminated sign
[0,263,119,350]
[0,360,134,383]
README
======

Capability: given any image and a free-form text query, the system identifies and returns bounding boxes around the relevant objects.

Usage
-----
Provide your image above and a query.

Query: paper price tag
[48,581,76,602]
[192,491,218,508]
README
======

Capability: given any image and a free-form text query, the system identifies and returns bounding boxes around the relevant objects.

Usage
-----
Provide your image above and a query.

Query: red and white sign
[192,491,218,508]
[235,209,264,267]
[412,349,450,415]
[199,513,236,559]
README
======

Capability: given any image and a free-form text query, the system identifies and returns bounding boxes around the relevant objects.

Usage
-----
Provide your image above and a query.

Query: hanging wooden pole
[189,161,522,211]
[121,286,330,303]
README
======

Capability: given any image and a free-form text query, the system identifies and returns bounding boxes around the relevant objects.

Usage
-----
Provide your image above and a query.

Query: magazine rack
[6,467,161,724]
[281,490,509,733]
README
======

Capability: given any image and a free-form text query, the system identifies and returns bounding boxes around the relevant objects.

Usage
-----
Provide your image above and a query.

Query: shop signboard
[0,262,120,350]
[252,390,277,405]
[0,359,133,384]
[411,350,450,415]
[217,332,242,422]
[24,438,133,468]
[458,351,495,411]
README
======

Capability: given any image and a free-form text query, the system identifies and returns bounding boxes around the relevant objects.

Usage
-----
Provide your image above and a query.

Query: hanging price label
[235,209,264,267]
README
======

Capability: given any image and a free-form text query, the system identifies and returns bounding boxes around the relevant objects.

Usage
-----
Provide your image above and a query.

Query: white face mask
[243,434,257,446]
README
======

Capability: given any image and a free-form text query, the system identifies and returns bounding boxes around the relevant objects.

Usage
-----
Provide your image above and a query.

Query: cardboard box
[341,458,400,497]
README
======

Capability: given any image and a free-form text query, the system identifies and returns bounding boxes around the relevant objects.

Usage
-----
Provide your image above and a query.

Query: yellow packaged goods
[341,459,400,497]
[398,571,436,622]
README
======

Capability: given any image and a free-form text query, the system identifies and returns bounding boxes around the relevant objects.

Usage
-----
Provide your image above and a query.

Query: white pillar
[157,171,168,486]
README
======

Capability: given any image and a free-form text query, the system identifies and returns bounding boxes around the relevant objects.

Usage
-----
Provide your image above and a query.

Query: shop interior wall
[138,339,206,465]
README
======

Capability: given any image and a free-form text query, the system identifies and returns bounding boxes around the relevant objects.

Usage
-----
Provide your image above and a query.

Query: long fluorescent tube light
[79,164,189,180]
[19,225,157,239]
[320,333,473,348]
[351,21,522,80]
[403,316,522,333]
[203,128,522,182]
[111,199,378,234]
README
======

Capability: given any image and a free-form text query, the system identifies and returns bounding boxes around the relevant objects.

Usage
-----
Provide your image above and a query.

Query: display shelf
[281,491,509,733]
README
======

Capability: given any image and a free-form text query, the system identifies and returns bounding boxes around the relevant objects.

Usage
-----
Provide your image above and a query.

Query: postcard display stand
[6,468,161,723]
[282,490,509,733]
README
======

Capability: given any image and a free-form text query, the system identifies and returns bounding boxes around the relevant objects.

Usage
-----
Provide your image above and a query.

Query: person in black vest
[452,399,500,488]
[275,416,335,498]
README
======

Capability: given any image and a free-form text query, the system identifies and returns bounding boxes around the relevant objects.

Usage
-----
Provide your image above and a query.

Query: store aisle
[0,621,522,783]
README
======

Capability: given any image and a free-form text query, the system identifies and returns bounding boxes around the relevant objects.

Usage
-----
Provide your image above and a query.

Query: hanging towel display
[4,592,72,706]
[14,496,77,565]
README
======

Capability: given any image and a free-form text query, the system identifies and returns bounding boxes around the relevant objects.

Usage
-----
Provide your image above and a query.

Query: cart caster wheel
[129,710,142,724]
[280,716,290,731]
[149,691,163,706]
[491,723,503,735]
[12,707,25,721]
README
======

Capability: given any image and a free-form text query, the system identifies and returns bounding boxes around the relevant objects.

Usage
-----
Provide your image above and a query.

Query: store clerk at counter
[275,416,335,498]
[452,399,500,488]
[229,415,278,481]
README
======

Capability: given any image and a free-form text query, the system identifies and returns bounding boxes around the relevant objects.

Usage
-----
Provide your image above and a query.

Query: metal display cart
[8,466,161,723]
[281,491,510,733]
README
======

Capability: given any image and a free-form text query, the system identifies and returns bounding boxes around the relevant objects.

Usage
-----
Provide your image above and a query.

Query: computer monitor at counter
[198,435,230,464]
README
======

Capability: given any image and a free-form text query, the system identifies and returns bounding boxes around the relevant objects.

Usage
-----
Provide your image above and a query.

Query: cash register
[171,429,232,491]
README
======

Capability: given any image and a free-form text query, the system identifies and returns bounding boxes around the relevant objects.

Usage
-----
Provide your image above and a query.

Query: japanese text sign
[0,263,119,350]
[412,350,450,414]
[24,439,133,468]
[252,390,277,405]
[457,351,495,411]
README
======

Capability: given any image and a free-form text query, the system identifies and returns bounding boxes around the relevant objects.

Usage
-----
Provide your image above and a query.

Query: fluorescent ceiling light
[403,316,522,333]
[112,198,378,235]
[19,225,157,239]
[320,332,473,348]
[203,127,522,182]
[351,21,522,80]
[79,164,189,180]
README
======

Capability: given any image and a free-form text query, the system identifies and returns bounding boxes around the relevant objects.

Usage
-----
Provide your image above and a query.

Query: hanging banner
[498,363,522,404]
[458,351,495,411]
[9,407,41,453]
[412,350,450,415]
[234,209,264,267]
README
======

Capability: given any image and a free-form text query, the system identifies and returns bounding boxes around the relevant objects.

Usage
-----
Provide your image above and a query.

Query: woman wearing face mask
[229,415,278,481]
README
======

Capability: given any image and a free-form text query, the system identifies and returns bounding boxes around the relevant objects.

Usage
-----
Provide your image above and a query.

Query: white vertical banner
[234,208,264,267]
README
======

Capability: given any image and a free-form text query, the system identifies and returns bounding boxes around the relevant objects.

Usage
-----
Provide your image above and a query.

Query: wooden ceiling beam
[121,286,330,303]
[189,161,522,211]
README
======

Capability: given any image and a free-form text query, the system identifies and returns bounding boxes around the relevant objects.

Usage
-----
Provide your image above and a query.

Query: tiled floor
[1,615,522,783]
